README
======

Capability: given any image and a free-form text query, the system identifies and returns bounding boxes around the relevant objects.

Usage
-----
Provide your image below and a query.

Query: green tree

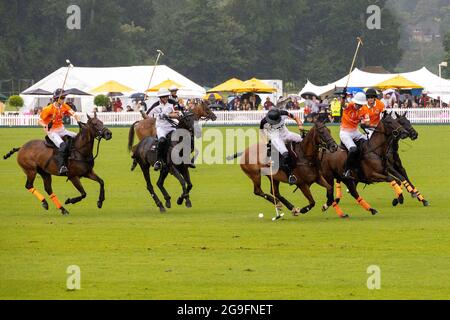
[444,32,450,78]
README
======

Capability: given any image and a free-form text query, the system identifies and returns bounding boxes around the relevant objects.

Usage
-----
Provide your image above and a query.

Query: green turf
[0,126,449,300]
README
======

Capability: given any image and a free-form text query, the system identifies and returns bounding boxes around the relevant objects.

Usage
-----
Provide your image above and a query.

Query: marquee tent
[299,67,450,98]
[21,65,206,112]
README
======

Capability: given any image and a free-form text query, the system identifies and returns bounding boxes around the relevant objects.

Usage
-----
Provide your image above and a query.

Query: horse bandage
[332,202,344,217]
[357,197,371,211]
[336,183,343,199]
[402,181,414,193]
[28,188,45,202]
[390,181,403,196]
[50,193,62,209]
[413,188,425,202]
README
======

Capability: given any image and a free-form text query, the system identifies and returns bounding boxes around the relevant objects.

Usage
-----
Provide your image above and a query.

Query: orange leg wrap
[413,189,425,202]
[332,202,344,217]
[336,183,343,199]
[28,188,45,202]
[357,196,371,211]
[50,193,62,209]
[390,181,403,197]
[402,181,414,193]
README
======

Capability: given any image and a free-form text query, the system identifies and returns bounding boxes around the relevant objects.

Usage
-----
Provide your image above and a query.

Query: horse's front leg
[86,170,105,209]
[170,166,189,207]
[157,167,172,209]
[66,176,87,206]
[180,166,193,208]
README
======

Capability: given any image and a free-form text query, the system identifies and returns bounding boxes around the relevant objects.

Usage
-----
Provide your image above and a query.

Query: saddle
[266,142,299,171]
[44,135,73,150]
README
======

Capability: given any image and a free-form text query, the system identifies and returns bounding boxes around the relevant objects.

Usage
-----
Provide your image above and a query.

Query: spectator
[381,93,392,109]
[234,98,242,111]
[242,98,252,111]
[126,105,133,112]
[264,97,274,110]
[113,98,123,112]
[0,99,5,114]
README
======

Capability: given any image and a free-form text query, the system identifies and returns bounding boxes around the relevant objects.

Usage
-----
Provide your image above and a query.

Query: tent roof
[23,65,206,99]
[91,80,136,93]
[208,78,245,93]
[146,79,183,92]
[376,75,423,89]
[300,67,450,96]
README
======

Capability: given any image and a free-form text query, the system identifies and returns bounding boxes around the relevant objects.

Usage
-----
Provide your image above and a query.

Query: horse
[387,111,429,206]
[231,121,339,216]
[320,112,409,218]
[127,99,217,152]
[132,111,197,213]
[333,111,429,208]
[3,113,112,215]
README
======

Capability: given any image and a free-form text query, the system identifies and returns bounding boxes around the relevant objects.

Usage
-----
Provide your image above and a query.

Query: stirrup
[154,161,162,171]
[59,166,68,175]
[288,175,297,185]
[343,170,355,179]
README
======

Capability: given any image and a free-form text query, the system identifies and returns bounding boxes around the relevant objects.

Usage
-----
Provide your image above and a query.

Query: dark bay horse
[232,121,338,216]
[321,112,409,218]
[132,111,197,212]
[128,100,217,152]
[3,114,112,215]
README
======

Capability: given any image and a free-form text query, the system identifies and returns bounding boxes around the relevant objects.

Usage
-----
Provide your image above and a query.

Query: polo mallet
[57,59,74,103]
[146,49,165,91]
[269,155,284,221]
[345,37,364,89]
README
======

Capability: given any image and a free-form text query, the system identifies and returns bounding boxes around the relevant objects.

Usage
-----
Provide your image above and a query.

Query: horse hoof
[340,214,350,219]
[185,200,192,208]
[60,207,70,216]
[322,205,329,212]
[97,201,103,209]
[42,200,49,211]
[370,208,378,216]
[177,198,184,206]
[423,200,430,207]
[159,207,166,213]
[292,208,301,216]
[392,199,399,207]
[399,195,404,205]
[300,207,309,214]
[165,200,171,209]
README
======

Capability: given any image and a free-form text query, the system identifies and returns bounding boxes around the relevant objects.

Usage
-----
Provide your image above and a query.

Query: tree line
[1,0,447,94]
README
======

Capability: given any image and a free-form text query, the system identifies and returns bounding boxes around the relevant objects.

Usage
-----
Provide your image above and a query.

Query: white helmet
[157,88,171,97]
[169,85,179,92]
[352,92,368,106]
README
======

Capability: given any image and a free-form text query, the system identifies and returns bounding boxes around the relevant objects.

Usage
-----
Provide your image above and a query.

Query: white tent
[299,67,450,98]
[21,65,206,112]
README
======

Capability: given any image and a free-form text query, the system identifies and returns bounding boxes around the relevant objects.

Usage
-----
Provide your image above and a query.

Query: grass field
[1,125,450,300]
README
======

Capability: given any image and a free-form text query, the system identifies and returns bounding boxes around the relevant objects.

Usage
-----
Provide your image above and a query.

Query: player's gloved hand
[47,121,53,130]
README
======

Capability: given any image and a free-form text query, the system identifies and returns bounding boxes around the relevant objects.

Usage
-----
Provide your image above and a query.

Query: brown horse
[231,121,339,215]
[127,99,217,152]
[320,112,409,218]
[3,114,112,215]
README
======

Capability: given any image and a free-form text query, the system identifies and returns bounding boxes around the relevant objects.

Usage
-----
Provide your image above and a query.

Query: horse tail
[128,121,138,153]
[226,152,243,161]
[3,148,20,160]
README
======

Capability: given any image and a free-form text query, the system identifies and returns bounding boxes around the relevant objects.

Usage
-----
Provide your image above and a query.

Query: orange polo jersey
[40,103,75,129]
[365,99,385,127]
[341,103,369,131]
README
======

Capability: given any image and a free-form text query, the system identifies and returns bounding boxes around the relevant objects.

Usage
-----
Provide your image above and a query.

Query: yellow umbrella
[376,75,423,90]
[207,78,245,93]
[235,78,277,93]
[91,80,135,93]
[204,93,223,100]
[146,79,183,92]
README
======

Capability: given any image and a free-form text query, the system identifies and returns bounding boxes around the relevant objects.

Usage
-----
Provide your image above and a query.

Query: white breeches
[269,128,303,155]
[340,130,367,150]
[157,126,176,139]
[47,127,77,148]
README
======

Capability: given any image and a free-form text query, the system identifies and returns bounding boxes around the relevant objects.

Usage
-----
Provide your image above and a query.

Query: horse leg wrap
[336,183,343,199]
[390,181,403,197]
[413,188,425,202]
[332,202,344,217]
[50,193,63,209]
[357,196,371,211]
[28,188,45,202]
[402,181,414,193]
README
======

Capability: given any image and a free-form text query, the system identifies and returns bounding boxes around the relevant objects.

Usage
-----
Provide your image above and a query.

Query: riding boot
[154,138,167,171]
[57,142,69,175]
[282,152,297,185]
[344,147,358,179]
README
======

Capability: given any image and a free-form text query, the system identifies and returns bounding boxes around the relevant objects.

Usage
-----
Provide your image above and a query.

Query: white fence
[1,109,450,127]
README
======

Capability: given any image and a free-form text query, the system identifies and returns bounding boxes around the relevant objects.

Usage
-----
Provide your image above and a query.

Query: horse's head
[313,121,338,153]
[193,100,217,121]
[395,111,418,141]
[380,111,408,140]
[86,113,112,141]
